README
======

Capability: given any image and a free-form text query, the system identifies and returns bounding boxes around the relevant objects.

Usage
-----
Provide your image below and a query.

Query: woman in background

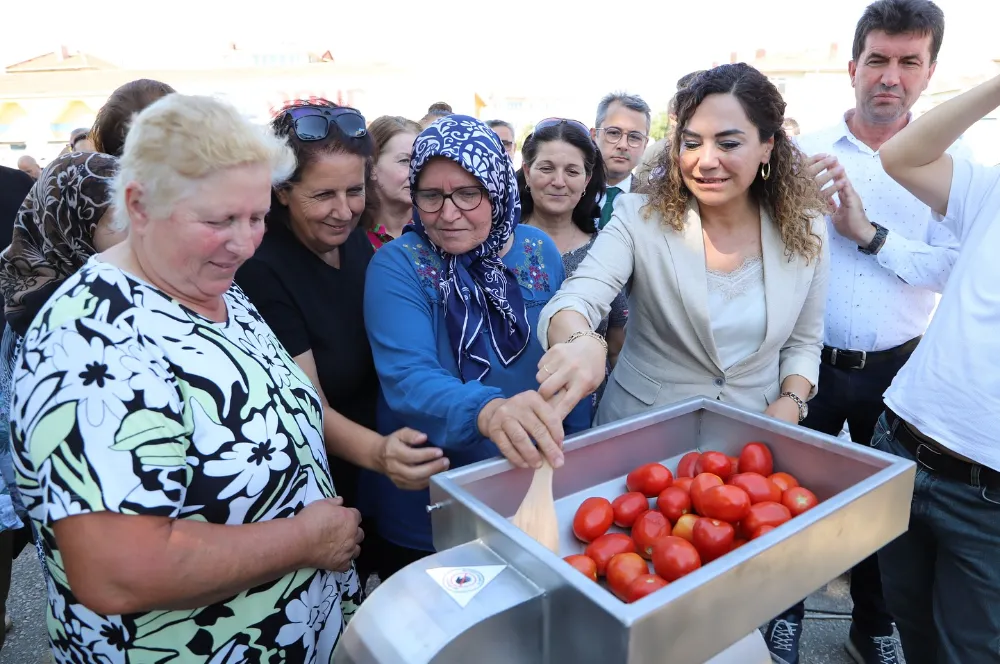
[365,115,421,249]
[91,78,176,157]
[518,118,627,408]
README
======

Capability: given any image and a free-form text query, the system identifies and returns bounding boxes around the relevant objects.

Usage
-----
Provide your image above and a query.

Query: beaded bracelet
[565,330,608,354]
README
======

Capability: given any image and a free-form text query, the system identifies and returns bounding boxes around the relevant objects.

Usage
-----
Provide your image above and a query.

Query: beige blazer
[538,193,829,426]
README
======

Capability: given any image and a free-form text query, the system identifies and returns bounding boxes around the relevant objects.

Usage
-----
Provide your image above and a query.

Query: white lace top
[706,255,767,370]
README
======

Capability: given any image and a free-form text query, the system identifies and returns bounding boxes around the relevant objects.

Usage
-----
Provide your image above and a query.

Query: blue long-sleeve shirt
[361,225,592,551]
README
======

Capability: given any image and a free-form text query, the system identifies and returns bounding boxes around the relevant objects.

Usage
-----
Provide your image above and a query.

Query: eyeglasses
[281,106,368,142]
[534,117,591,136]
[598,126,648,148]
[413,186,486,214]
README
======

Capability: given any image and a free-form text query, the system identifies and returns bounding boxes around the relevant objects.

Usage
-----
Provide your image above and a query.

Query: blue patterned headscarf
[406,115,530,382]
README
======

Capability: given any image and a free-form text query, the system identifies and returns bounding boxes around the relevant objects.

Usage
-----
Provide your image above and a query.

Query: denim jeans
[872,412,1000,664]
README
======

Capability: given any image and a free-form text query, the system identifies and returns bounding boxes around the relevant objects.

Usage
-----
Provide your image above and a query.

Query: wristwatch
[858,222,889,255]
[780,392,809,422]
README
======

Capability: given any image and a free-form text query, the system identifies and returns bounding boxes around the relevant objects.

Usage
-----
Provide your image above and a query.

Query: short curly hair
[644,63,824,262]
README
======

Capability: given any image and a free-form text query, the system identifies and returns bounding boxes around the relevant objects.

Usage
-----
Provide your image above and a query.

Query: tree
[648,110,673,141]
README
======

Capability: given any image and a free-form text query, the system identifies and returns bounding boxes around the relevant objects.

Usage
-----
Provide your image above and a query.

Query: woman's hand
[295,497,365,573]
[478,392,565,469]
[376,428,449,491]
[536,336,606,419]
[765,397,801,425]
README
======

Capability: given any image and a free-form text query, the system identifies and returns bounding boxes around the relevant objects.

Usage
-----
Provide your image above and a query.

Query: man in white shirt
[765,2,955,664]
[878,71,1000,664]
[591,92,650,228]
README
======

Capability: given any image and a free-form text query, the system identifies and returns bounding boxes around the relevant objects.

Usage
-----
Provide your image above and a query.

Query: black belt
[821,336,921,370]
[885,409,1000,490]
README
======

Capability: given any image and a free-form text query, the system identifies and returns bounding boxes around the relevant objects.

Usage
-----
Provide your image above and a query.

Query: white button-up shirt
[884,158,1000,470]
[797,115,968,352]
[597,173,633,212]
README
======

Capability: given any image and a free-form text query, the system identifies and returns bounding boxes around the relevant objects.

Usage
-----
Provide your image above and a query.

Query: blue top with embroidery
[361,224,592,551]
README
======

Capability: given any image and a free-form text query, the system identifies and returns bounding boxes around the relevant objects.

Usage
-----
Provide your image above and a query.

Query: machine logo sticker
[426,565,507,607]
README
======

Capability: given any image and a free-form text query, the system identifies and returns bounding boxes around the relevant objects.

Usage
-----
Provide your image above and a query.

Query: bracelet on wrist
[565,330,608,354]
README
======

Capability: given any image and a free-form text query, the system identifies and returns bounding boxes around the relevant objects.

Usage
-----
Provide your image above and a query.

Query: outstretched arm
[880,74,1000,217]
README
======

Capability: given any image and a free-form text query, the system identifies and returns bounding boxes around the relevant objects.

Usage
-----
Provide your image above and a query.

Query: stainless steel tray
[428,397,915,664]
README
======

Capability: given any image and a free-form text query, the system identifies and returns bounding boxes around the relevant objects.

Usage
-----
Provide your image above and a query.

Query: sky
[2,0,996,83]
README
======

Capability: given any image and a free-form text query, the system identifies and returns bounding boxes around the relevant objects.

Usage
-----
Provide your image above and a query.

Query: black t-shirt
[236,223,378,507]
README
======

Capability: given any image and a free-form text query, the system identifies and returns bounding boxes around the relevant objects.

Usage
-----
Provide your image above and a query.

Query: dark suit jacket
[0,166,34,333]
[0,166,31,251]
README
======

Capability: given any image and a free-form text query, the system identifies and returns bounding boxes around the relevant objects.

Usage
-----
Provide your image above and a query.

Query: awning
[0,102,29,142]
[49,100,96,141]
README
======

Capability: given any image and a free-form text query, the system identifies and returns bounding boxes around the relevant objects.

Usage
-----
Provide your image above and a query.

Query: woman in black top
[237,100,447,581]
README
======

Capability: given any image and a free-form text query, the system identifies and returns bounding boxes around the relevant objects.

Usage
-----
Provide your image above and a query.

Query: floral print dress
[10,259,361,663]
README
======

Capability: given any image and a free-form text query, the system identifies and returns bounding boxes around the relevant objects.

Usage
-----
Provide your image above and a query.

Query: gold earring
[761,162,771,181]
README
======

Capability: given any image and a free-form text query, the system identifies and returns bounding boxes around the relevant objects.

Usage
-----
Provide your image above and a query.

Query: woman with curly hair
[535,63,829,426]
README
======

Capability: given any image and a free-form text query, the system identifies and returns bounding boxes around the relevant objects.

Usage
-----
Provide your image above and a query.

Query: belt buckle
[915,443,941,472]
[831,348,867,369]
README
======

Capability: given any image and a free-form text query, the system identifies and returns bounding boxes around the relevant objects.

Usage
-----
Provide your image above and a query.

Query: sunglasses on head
[533,117,591,136]
[281,106,368,142]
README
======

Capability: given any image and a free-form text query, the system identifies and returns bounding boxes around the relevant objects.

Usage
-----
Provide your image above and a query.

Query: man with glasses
[590,92,650,229]
[486,120,517,160]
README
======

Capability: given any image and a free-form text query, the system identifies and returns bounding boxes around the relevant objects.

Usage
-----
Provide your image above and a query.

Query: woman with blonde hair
[365,115,421,248]
[536,63,829,427]
[10,94,364,662]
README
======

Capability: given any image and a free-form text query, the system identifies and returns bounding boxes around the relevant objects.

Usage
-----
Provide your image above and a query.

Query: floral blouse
[10,259,361,663]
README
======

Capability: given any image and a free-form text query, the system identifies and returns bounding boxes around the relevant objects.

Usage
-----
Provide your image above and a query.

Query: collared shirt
[597,173,633,213]
[797,114,968,352]
[884,158,1000,471]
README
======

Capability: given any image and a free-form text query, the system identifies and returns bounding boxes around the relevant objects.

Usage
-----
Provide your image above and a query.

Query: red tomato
[697,451,734,481]
[698,485,752,523]
[564,554,597,581]
[751,524,777,539]
[627,463,673,497]
[672,513,699,543]
[731,538,748,551]
[728,456,740,478]
[741,501,792,537]
[611,492,650,528]
[692,517,736,562]
[769,472,800,493]
[738,442,774,477]
[729,472,783,504]
[585,533,637,576]
[782,487,819,516]
[624,573,669,603]
[632,510,672,559]
[677,452,701,478]
[690,473,724,514]
[572,497,614,543]
[606,552,649,599]
[656,486,692,523]
[651,536,702,581]
[673,477,694,495]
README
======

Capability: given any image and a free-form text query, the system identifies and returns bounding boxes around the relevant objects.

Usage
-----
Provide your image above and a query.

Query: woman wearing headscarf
[1,153,124,336]
[361,115,593,577]
[0,152,122,643]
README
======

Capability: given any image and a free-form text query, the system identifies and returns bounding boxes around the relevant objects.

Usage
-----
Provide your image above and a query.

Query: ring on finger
[543,364,554,375]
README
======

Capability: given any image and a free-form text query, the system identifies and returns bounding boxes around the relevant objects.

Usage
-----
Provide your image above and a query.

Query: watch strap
[858,222,889,255]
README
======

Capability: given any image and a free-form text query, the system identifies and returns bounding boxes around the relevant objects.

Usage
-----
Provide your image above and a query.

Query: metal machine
[335,398,915,664]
